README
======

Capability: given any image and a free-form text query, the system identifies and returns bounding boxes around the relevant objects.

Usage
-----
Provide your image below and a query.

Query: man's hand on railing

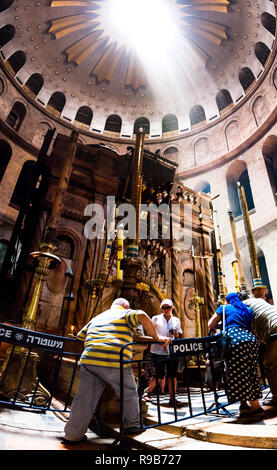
[156,335,172,344]
[156,336,173,351]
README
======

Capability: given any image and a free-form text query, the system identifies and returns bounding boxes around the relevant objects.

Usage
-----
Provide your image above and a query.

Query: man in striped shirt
[242,295,277,407]
[64,298,169,443]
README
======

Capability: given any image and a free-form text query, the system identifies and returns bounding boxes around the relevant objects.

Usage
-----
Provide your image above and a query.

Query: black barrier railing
[0,322,80,412]
[118,334,234,445]
[0,323,269,448]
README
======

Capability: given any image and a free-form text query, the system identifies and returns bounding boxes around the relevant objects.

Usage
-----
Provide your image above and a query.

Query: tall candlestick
[232,259,240,293]
[212,210,221,250]
[127,129,145,258]
[103,205,116,263]
[211,211,226,304]
[237,182,267,298]
[228,209,247,292]
[117,224,124,281]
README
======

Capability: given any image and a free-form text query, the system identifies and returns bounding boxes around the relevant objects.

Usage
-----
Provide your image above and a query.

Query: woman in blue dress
[208,292,263,417]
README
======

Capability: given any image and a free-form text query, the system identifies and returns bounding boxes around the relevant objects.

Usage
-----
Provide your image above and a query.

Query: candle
[104,206,116,262]
[212,210,221,250]
[117,224,124,280]
[69,325,75,336]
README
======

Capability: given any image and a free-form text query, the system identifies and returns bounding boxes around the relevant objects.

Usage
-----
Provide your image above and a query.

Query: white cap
[112,298,130,308]
[160,299,173,308]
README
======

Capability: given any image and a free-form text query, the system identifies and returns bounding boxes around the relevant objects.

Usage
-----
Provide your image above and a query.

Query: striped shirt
[244,298,277,343]
[77,305,141,368]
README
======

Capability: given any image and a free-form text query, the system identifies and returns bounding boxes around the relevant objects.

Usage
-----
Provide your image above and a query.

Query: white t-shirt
[150,314,182,355]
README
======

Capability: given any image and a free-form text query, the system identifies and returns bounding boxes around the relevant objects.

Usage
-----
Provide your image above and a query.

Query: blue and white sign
[0,323,66,353]
[170,336,220,358]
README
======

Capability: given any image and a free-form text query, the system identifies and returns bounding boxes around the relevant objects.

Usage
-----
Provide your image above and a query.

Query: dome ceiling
[0,0,276,137]
[48,0,229,89]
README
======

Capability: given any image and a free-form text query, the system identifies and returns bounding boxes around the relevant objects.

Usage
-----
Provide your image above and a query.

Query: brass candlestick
[191,292,205,338]
[0,242,61,405]
[127,129,144,258]
[212,210,227,305]
[188,247,205,366]
[121,130,145,303]
[0,132,78,404]
[187,290,205,367]
[237,183,267,299]
[228,209,247,292]
[22,242,61,329]
[231,259,240,293]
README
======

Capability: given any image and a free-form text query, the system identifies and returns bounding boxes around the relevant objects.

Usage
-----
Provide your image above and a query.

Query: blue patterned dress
[216,304,262,403]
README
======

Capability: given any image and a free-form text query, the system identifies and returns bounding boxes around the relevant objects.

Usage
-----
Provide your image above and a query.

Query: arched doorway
[226,161,255,218]
[262,135,277,205]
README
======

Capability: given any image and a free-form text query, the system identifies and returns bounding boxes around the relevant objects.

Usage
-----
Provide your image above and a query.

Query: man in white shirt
[144,299,183,407]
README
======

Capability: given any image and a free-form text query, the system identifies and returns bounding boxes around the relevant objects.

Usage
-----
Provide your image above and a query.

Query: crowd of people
[63,288,277,444]
[208,291,277,418]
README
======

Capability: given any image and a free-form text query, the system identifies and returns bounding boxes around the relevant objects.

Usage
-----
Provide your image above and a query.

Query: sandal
[239,403,251,415]
[239,407,264,418]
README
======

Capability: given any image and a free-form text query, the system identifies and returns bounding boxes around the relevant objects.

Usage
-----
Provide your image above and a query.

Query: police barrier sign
[0,322,66,353]
[170,336,220,358]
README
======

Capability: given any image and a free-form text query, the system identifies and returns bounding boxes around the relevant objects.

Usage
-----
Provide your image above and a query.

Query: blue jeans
[64,364,140,441]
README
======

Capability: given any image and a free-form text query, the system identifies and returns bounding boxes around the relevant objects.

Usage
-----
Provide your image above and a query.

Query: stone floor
[0,388,276,455]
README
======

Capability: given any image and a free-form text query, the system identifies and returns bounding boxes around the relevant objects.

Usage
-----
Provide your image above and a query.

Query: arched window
[74,106,93,128]
[10,160,36,207]
[189,105,206,127]
[0,140,12,182]
[239,67,255,92]
[262,134,277,205]
[254,42,271,67]
[194,180,211,194]
[162,114,178,133]
[104,114,122,133]
[216,89,233,113]
[226,161,255,218]
[0,24,15,47]
[0,0,14,12]
[47,91,66,117]
[134,117,150,135]
[6,101,26,131]
[6,50,26,75]
[261,12,276,36]
[24,73,44,97]
[164,147,178,163]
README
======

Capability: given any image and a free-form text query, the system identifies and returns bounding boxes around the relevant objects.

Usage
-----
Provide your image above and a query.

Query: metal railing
[0,322,80,412]
[118,334,233,445]
[0,323,268,448]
